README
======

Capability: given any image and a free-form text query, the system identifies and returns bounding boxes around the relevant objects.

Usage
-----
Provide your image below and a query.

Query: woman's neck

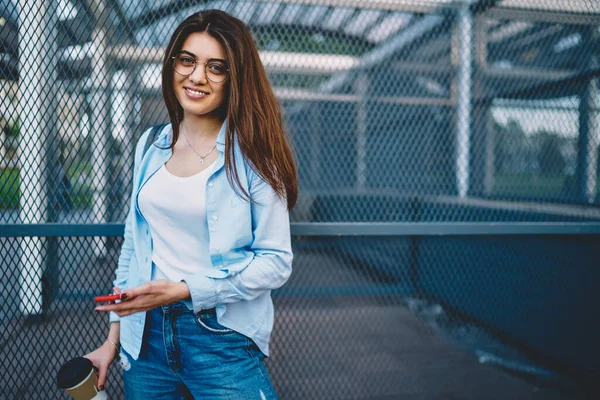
[181,113,224,141]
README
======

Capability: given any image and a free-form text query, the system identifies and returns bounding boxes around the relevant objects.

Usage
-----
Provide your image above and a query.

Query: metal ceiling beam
[255,0,455,13]
[407,35,451,63]
[128,0,455,27]
[75,0,135,43]
[127,0,193,29]
[313,12,446,97]
[495,0,600,16]
[129,0,497,31]
[109,45,163,63]
[473,68,577,100]
[77,0,113,27]
[477,65,599,100]
[255,0,497,14]
[310,0,496,97]
[485,23,563,63]
[391,61,455,74]
[59,13,95,45]
[482,65,576,80]
[274,87,454,105]
[469,0,498,13]
[486,7,600,25]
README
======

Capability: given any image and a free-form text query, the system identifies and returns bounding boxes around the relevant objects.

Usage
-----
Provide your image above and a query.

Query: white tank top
[138,162,215,283]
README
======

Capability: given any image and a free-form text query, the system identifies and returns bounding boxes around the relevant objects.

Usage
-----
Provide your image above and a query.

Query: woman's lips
[184,87,209,99]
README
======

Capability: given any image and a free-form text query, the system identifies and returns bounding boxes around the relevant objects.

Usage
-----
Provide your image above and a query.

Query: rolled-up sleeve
[110,204,135,323]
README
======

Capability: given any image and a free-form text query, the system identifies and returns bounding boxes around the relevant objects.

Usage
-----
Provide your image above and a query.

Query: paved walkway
[0,239,590,399]
[270,303,584,399]
[1,302,585,399]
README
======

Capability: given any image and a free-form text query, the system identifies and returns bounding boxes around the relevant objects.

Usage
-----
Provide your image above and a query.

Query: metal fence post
[356,73,369,190]
[17,0,58,315]
[456,2,474,198]
[577,27,599,203]
[483,101,495,196]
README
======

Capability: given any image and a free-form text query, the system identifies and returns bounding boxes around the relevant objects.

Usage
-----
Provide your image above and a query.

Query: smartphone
[94,293,122,302]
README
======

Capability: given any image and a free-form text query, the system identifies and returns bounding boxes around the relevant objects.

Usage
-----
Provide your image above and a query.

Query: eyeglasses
[172,53,229,83]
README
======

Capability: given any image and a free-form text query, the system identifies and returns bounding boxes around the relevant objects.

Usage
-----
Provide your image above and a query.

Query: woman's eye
[179,56,195,65]
[208,63,227,74]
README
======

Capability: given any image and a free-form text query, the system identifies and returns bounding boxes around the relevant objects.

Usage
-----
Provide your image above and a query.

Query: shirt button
[208,182,214,188]
[212,215,218,221]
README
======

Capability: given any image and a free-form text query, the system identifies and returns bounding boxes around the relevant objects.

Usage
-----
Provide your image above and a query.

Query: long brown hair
[162,9,298,211]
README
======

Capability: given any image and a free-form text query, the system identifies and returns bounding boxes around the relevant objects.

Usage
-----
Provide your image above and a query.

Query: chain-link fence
[1,0,600,398]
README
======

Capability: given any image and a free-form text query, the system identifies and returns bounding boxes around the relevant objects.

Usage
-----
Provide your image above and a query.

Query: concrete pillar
[111,69,138,222]
[18,0,58,315]
[89,24,112,255]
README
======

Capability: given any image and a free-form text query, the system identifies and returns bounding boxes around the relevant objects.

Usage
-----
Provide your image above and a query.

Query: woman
[85,9,297,399]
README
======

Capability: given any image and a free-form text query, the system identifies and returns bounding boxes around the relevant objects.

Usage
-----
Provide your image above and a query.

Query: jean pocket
[195,311,235,334]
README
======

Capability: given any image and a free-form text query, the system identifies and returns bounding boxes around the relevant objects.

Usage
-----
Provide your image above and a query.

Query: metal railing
[2,0,600,398]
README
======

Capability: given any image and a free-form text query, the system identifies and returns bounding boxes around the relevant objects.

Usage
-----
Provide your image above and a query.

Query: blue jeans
[121,302,278,399]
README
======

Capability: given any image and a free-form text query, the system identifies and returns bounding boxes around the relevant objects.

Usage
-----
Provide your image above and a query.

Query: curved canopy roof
[1,0,599,101]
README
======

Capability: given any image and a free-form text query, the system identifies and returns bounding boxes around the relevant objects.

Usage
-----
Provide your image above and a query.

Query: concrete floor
[0,238,591,399]
[0,301,586,399]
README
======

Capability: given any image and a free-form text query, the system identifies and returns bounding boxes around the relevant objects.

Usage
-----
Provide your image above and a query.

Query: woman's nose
[189,63,208,84]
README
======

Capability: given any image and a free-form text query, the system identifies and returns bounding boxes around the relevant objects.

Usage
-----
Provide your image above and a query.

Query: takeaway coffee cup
[56,357,107,399]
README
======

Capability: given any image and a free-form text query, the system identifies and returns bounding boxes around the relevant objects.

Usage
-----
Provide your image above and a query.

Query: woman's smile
[184,87,210,99]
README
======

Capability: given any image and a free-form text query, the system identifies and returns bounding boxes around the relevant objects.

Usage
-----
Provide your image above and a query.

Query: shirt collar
[215,119,226,151]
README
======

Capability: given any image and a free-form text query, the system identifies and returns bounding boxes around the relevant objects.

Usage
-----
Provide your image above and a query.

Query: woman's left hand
[95,280,190,317]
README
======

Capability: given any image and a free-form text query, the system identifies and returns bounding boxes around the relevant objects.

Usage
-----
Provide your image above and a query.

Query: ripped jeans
[120,302,277,400]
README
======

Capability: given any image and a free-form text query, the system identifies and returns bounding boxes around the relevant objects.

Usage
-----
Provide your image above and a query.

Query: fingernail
[121,293,128,300]
[99,385,104,391]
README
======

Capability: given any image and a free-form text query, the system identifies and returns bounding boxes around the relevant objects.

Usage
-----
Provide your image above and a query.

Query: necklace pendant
[200,158,205,164]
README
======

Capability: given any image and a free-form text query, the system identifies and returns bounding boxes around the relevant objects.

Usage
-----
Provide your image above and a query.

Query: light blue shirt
[111,122,293,359]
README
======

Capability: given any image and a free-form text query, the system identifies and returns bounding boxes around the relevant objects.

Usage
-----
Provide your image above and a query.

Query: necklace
[182,127,217,164]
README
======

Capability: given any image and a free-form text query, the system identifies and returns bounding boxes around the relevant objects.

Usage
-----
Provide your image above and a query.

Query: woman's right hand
[84,341,118,391]
[85,287,122,390]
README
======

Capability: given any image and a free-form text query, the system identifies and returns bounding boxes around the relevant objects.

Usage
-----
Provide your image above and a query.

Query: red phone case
[94,293,122,302]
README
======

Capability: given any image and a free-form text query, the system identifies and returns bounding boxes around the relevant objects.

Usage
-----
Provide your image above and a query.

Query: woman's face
[173,31,228,120]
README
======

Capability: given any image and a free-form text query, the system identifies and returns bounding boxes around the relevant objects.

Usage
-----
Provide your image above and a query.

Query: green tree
[494,118,527,174]
[536,130,565,176]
